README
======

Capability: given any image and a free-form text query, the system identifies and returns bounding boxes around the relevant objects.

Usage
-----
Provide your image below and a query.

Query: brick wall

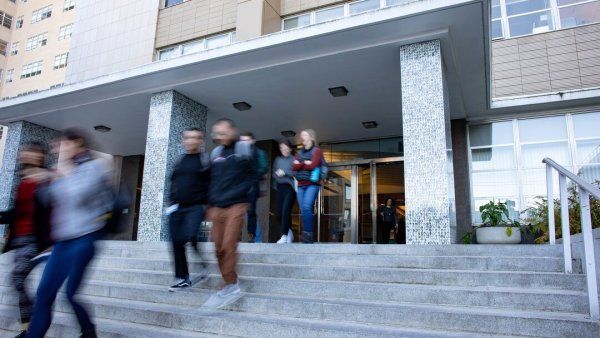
[492,23,600,98]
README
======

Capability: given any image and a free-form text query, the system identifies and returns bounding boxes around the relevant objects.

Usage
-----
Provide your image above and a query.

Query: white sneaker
[286,229,294,243]
[202,283,242,309]
[276,235,287,244]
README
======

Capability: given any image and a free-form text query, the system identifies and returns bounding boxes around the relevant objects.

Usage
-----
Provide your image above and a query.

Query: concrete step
[0,300,508,338]
[0,266,588,314]
[81,253,567,273]
[2,282,597,338]
[98,242,566,258]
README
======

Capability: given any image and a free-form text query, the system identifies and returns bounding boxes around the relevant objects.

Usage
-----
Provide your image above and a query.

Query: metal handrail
[543,157,599,320]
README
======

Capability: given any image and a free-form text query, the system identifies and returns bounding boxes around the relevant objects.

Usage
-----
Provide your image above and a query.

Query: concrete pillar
[236,0,281,41]
[451,119,473,243]
[0,121,59,238]
[137,91,207,242]
[400,40,452,245]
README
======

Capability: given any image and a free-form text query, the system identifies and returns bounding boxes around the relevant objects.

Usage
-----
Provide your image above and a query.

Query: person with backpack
[166,128,210,291]
[292,129,325,244]
[202,119,258,309]
[26,128,113,338]
[273,139,296,244]
[0,142,53,338]
[239,132,267,243]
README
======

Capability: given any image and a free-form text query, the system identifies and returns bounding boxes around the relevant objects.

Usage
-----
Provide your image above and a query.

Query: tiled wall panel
[492,23,600,98]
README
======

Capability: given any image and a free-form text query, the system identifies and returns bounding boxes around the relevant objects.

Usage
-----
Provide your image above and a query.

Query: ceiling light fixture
[281,130,296,138]
[362,121,378,129]
[233,101,252,111]
[93,125,111,133]
[328,86,349,97]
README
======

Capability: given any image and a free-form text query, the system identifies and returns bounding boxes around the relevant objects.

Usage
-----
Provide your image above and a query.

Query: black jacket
[208,141,258,208]
[169,153,210,206]
[1,180,53,254]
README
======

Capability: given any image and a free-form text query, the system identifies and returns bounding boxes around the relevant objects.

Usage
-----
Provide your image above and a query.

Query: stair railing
[543,157,599,320]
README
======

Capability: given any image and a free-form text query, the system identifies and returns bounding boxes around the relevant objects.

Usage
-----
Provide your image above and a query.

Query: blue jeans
[169,204,205,279]
[27,231,100,338]
[297,185,319,233]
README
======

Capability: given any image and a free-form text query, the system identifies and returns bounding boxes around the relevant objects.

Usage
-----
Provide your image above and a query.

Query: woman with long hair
[292,129,323,244]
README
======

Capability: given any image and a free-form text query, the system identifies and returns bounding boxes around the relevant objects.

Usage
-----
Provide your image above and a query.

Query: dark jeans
[169,204,204,279]
[297,184,319,233]
[27,231,100,338]
[380,221,393,244]
[277,183,296,236]
[247,183,260,236]
[12,235,38,324]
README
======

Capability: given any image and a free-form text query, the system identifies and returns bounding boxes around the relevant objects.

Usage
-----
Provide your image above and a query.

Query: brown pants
[207,203,247,285]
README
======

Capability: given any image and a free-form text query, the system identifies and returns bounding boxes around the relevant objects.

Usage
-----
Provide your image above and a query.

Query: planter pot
[476,227,521,244]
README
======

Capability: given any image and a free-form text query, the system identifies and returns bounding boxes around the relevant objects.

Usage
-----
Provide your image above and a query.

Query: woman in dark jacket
[292,129,323,244]
[378,197,398,244]
[0,142,52,338]
[273,139,296,244]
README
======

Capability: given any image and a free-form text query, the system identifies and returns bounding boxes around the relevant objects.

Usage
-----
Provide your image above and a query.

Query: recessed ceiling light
[93,125,111,133]
[233,101,252,111]
[328,86,349,97]
[362,121,378,129]
[281,130,296,137]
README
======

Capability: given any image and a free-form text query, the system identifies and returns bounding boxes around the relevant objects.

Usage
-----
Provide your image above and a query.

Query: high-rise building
[0,0,599,245]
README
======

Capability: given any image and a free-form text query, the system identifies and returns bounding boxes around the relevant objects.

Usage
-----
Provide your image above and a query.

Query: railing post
[546,164,556,244]
[559,174,572,274]
[579,190,599,320]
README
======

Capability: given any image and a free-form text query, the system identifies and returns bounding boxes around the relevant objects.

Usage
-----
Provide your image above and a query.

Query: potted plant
[475,201,521,244]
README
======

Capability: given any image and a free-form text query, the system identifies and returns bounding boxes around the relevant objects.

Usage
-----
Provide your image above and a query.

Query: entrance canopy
[0,0,490,156]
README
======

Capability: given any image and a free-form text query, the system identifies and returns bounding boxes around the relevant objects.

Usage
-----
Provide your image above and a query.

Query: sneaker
[15,331,26,338]
[31,249,52,267]
[287,229,294,243]
[190,267,210,286]
[247,233,255,243]
[201,283,242,309]
[276,235,287,244]
[168,278,191,292]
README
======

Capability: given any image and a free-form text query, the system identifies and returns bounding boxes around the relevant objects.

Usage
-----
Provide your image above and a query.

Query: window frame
[282,0,387,31]
[156,31,236,61]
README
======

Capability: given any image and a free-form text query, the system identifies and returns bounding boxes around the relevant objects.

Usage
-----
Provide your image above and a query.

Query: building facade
[0,0,599,245]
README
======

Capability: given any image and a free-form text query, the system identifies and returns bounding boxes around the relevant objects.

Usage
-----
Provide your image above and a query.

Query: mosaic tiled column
[0,121,59,238]
[137,91,207,242]
[400,40,452,245]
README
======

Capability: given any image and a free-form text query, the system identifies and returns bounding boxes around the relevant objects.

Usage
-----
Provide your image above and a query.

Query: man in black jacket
[167,128,210,291]
[202,118,258,309]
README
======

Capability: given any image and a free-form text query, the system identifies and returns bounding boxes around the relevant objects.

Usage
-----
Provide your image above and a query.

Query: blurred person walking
[167,128,210,291]
[26,128,113,338]
[239,132,267,243]
[273,139,296,244]
[202,119,257,309]
[292,129,324,244]
[0,142,53,338]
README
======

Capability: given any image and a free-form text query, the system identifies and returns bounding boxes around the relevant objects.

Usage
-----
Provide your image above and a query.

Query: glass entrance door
[318,158,405,244]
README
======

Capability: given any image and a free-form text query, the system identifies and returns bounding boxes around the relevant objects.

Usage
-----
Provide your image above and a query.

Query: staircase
[0,241,599,337]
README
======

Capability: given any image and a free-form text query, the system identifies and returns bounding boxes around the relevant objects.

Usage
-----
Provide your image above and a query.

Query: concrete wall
[155,0,236,49]
[236,0,282,41]
[0,0,75,98]
[65,0,160,84]
[492,23,600,98]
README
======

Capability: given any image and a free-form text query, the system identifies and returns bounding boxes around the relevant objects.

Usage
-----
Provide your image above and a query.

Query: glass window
[31,5,52,24]
[559,1,600,28]
[349,0,380,15]
[0,11,12,29]
[5,69,13,83]
[505,0,551,16]
[206,34,230,49]
[10,42,18,55]
[64,0,76,11]
[16,16,23,29]
[330,139,380,162]
[158,47,176,60]
[165,0,185,7]
[471,171,519,202]
[53,53,68,69]
[508,9,554,36]
[315,6,344,23]
[0,40,7,56]
[379,137,403,157]
[492,19,504,39]
[386,0,412,6]
[469,122,514,147]
[20,60,43,78]
[182,40,204,55]
[518,116,567,143]
[491,0,502,19]
[577,139,600,165]
[520,141,571,168]
[573,112,600,139]
[58,24,73,40]
[283,14,310,30]
[471,146,516,171]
